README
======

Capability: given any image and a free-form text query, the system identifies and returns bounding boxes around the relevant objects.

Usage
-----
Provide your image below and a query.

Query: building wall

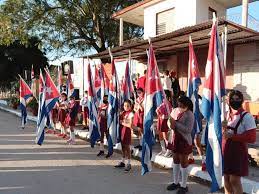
[196,0,226,24]
[233,42,259,102]
[143,0,227,39]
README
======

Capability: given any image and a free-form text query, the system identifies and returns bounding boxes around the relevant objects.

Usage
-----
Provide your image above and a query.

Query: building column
[242,0,249,27]
[119,18,124,46]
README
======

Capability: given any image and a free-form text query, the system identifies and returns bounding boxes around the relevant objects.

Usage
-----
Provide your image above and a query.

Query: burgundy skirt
[52,109,58,123]
[100,117,107,133]
[157,118,169,133]
[65,114,76,127]
[133,111,144,129]
[223,138,248,176]
[168,130,192,155]
[58,109,67,123]
[120,126,131,145]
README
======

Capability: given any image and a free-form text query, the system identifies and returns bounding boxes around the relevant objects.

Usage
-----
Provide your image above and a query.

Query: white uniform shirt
[227,112,256,134]
[161,76,173,91]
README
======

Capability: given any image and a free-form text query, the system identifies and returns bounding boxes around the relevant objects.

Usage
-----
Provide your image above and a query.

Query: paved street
[0,110,212,194]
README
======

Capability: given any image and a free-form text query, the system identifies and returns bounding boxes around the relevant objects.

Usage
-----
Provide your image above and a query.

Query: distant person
[136,70,146,92]
[167,96,194,194]
[222,90,256,194]
[161,70,173,103]
[170,71,180,108]
[80,91,89,130]
[57,93,68,139]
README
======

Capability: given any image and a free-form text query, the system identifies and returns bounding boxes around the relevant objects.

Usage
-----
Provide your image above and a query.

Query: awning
[86,19,259,60]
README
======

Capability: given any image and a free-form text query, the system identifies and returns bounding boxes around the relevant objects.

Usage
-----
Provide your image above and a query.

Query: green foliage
[0,0,143,58]
[27,97,38,109]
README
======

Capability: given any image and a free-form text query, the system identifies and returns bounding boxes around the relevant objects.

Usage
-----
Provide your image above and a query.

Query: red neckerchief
[228,108,244,121]
[137,96,144,104]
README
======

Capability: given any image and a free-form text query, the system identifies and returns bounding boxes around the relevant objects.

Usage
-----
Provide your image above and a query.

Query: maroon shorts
[169,131,192,155]
[100,117,107,133]
[157,118,169,133]
[83,107,89,121]
[120,126,131,145]
[223,139,248,176]
[58,109,67,123]
[65,115,76,127]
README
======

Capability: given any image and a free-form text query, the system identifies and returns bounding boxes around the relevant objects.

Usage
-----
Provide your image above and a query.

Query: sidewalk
[0,103,258,194]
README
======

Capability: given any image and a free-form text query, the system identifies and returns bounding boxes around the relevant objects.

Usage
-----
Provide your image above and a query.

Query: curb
[0,104,258,194]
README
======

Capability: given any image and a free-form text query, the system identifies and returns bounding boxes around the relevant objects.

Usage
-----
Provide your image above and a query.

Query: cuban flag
[107,59,120,155]
[100,64,110,101]
[19,76,33,128]
[66,71,76,97]
[187,36,202,138]
[201,19,226,192]
[36,69,60,145]
[37,69,45,125]
[121,61,134,102]
[142,43,165,175]
[94,65,102,104]
[86,62,100,147]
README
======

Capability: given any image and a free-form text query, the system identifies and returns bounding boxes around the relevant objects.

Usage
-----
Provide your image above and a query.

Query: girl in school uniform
[156,98,172,157]
[133,88,144,150]
[223,90,256,194]
[97,95,111,158]
[58,93,68,138]
[114,100,134,172]
[167,96,194,194]
[65,96,79,144]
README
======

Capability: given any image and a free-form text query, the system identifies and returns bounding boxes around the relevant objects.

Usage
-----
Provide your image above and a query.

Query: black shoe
[167,183,180,191]
[114,162,125,168]
[97,151,104,157]
[176,186,188,194]
[134,145,141,149]
[124,164,131,172]
[138,146,142,151]
[105,153,112,159]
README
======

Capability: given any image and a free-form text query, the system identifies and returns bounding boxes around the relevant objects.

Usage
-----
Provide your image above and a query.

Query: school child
[97,95,111,158]
[133,88,144,151]
[65,96,79,144]
[156,98,172,157]
[52,102,59,130]
[80,90,89,130]
[167,96,194,194]
[58,93,68,138]
[114,100,134,172]
[223,90,256,194]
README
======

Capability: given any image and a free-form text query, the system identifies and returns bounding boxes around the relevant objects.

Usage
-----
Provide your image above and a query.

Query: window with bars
[156,8,175,36]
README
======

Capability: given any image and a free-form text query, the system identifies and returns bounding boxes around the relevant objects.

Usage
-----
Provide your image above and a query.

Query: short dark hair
[177,96,193,112]
[164,70,169,76]
[124,99,132,106]
[228,90,244,103]
[137,88,144,92]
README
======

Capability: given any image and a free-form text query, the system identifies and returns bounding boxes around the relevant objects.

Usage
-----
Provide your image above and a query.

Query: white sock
[201,155,206,163]
[139,136,143,145]
[189,153,194,160]
[71,132,75,141]
[127,159,131,165]
[180,167,188,188]
[173,163,180,184]
[122,158,125,163]
[100,143,104,151]
[61,127,64,134]
[160,141,166,152]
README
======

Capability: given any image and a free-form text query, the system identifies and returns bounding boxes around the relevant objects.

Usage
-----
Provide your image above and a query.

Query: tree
[0,0,143,59]
[0,37,48,87]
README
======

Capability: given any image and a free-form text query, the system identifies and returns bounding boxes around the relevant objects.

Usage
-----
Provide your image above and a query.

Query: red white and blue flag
[121,61,134,102]
[187,37,202,138]
[86,62,100,147]
[94,65,102,105]
[201,19,226,192]
[100,64,110,101]
[37,69,45,125]
[66,71,76,97]
[107,59,120,155]
[19,76,33,128]
[36,69,60,145]
[142,43,165,175]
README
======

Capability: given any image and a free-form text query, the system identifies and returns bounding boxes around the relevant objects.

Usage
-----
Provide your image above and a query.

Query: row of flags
[18,17,225,192]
